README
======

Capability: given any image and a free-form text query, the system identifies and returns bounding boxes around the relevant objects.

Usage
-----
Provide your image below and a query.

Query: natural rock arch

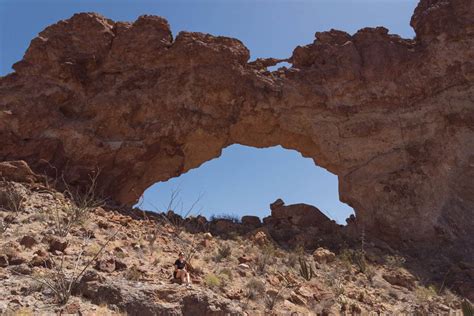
[0,0,473,251]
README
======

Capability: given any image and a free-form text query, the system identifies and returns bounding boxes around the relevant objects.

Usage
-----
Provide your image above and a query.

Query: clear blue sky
[0,0,418,223]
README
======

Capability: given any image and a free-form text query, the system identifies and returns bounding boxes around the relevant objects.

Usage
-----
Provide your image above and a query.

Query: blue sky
[0,0,417,223]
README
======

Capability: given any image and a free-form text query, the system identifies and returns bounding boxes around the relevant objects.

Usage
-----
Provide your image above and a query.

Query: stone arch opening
[138,144,355,225]
[1,0,472,260]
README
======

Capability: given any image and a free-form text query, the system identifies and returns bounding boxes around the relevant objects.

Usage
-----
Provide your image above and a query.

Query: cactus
[298,257,315,281]
[462,299,474,316]
[353,250,367,273]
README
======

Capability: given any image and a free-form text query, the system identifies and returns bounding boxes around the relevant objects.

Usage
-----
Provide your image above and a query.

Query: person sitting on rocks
[173,251,191,285]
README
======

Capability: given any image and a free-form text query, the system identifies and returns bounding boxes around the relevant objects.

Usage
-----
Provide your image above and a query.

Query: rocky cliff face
[0,0,473,252]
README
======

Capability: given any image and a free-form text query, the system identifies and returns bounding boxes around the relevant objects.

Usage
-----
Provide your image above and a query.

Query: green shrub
[246,278,265,300]
[353,249,367,273]
[365,265,376,283]
[338,248,354,271]
[286,253,299,269]
[219,268,233,281]
[265,288,283,310]
[385,255,406,269]
[255,244,276,274]
[415,285,437,302]
[209,214,240,224]
[339,248,368,273]
[214,244,232,262]
[124,266,143,281]
[204,273,221,288]
[331,278,345,297]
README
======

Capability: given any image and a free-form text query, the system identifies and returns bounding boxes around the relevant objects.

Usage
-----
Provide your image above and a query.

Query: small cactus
[353,250,367,273]
[462,299,474,316]
[298,256,315,281]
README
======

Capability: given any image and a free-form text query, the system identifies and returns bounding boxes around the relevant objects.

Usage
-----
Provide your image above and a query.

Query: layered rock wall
[1,0,473,250]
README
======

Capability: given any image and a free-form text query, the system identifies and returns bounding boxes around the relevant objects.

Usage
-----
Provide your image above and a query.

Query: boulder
[271,203,334,229]
[270,199,285,211]
[213,219,238,234]
[251,231,269,246]
[19,235,38,248]
[30,254,53,268]
[237,254,253,264]
[382,269,417,290]
[95,257,116,273]
[241,215,261,228]
[200,239,211,248]
[0,254,8,267]
[3,248,26,265]
[289,292,307,306]
[313,247,336,264]
[48,237,68,253]
[0,161,39,183]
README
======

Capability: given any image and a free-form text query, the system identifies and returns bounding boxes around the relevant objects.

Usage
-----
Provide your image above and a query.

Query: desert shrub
[191,265,204,275]
[115,250,128,260]
[0,182,25,213]
[84,243,102,257]
[7,307,34,316]
[227,231,241,241]
[214,244,232,262]
[415,285,437,302]
[265,289,283,310]
[63,169,105,212]
[286,252,299,268]
[219,268,233,281]
[204,273,221,289]
[0,213,16,235]
[0,184,24,234]
[353,249,367,273]
[51,206,74,237]
[218,273,230,287]
[443,289,459,306]
[385,255,406,269]
[124,265,144,281]
[339,248,353,266]
[17,231,117,305]
[158,188,203,233]
[209,214,240,224]
[331,277,345,297]
[255,244,276,275]
[365,265,376,283]
[338,248,368,274]
[246,278,265,300]
[51,171,105,237]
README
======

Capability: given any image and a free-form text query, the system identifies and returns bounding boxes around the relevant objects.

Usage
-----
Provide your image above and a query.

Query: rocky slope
[0,0,473,256]
[0,162,472,315]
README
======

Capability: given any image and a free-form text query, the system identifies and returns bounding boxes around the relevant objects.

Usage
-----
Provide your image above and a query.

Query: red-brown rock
[95,257,116,273]
[0,0,472,261]
[0,161,40,183]
[241,216,261,228]
[19,236,38,249]
[0,254,8,267]
[48,237,68,253]
[382,269,417,290]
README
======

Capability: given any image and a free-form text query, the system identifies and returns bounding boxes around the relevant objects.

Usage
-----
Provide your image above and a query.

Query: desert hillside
[0,161,473,315]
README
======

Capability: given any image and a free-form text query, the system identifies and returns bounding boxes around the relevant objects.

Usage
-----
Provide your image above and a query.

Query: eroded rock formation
[0,0,473,253]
